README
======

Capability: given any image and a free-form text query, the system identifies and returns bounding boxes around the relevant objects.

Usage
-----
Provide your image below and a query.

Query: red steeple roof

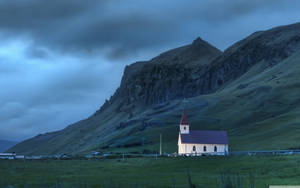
[180,109,189,125]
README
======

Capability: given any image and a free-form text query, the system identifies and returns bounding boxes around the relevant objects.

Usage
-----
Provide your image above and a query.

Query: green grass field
[1,155,300,188]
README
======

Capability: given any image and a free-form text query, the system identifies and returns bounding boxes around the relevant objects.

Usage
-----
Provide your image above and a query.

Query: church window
[193,146,196,151]
[184,126,186,130]
[214,146,217,152]
[203,146,207,152]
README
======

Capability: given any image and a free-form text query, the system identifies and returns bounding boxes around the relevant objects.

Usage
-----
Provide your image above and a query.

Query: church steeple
[181,109,189,125]
[179,109,190,134]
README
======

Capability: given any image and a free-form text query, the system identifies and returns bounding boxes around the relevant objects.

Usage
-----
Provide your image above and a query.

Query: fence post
[122,153,125,161]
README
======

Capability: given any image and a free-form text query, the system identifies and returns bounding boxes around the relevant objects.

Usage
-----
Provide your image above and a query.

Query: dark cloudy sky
[1,0,300,141]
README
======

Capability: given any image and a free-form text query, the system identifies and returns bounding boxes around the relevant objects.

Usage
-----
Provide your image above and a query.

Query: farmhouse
[0,153,16,160]
[178,110,229,156]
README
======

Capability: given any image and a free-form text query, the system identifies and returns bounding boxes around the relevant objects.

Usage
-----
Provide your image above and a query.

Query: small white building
[178,109,229,156]
[15,155,25,159]
[0,153,16,160]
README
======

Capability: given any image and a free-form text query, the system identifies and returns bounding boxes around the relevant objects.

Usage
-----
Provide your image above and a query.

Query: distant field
[1,155,300,188]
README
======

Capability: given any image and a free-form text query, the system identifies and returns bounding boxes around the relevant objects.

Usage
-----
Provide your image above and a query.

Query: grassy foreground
[1,155,300,188]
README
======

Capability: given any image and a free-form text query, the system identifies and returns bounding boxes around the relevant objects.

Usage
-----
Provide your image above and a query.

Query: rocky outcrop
[205,22,300,92]
[98,37,222,113]
[10,22,300,155]
[101,22,300,113]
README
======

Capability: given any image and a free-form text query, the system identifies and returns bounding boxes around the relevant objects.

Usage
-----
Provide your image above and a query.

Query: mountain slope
[0,140,18,152]
[9,37,222,155]
[10,22,300,155]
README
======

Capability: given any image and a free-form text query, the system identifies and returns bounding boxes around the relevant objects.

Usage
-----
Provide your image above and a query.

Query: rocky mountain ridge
[100,23,300,114]
[97,37,222,114]
[9,22,300,155]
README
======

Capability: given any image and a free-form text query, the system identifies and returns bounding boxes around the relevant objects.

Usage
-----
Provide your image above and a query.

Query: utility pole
[159,133,162,156]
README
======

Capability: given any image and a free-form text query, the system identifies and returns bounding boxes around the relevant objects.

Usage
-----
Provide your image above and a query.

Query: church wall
[178,142,228,156]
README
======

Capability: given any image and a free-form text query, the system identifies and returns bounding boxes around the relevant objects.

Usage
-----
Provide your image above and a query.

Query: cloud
[24,46,50,59]
[0,0,299,60]
[0,41,124,140]
[0,0,300,140]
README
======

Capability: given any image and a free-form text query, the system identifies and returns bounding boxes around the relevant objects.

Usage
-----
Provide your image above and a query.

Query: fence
[2,149,300,160]
[230,149,300,156]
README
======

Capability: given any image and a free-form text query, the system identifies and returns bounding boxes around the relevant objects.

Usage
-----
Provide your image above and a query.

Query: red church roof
[180,109,189,125]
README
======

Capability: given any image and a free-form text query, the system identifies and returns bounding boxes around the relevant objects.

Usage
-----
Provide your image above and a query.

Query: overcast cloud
[1,0,300,141]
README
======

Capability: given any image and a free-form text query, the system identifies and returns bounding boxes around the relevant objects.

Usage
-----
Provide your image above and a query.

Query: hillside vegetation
[10,22,300,155]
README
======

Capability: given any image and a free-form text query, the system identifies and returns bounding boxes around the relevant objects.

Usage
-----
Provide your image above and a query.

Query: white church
[178,109,229,156]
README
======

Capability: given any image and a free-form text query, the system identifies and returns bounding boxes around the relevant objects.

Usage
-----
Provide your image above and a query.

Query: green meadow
[1,155,300,188]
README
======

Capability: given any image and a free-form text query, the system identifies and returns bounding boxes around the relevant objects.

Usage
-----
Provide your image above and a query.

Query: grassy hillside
[9,22,300,155]
[102,50,300,154]
[10,50,300,155]
[1,155,300,187]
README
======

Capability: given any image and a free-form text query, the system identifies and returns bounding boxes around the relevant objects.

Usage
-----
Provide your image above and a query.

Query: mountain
[0,140,18,152]
[9,37,222,155]
[10,22,300,155]
[98,37,221,111]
